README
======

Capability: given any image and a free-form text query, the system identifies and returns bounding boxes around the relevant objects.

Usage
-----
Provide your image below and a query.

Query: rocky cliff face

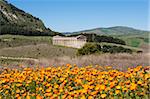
[0,0,60,36]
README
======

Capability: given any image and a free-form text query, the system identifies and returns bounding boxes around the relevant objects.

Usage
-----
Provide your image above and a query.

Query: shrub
[94,35,126,45]
[77,43,133,55]
[77,43,101,55]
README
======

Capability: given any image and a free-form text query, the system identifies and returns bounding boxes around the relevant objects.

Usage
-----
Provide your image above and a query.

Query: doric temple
[52,35,87,48]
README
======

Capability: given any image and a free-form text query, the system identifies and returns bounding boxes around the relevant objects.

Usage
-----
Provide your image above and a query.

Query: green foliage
[143,38,149,43]
[0,0,63,36]
[94,35,126,45]
[0,35,52,48]
[124,38,142,47]
[0,24,62,36]
[102,45,132,54]
[77,43,133,55]
[130,39,141,47]
[77,43,101,55]
[68,33,126,45]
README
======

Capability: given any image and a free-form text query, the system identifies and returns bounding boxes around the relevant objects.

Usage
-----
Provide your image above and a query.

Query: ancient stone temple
[52,35,87,48]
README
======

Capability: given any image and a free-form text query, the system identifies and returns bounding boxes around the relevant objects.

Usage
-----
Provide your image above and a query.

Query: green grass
[114,33,149,48]
[126,38,142,47]
[143,38,149,43]
[0,35,52,49]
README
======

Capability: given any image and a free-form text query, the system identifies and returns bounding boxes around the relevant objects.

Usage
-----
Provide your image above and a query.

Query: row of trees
[68,33,126,45]
[77,43,133,55]
[0,24,63,36]
[94,35,126,45]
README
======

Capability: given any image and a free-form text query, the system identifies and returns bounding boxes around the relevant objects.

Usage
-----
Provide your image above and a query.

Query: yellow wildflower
[101,94,107,98]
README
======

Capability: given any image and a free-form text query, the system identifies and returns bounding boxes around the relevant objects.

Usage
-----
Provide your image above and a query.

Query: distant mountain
[0,0,61,36]
[69,26,149,35]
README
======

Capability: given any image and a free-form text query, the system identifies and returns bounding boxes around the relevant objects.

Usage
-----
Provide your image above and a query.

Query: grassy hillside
[0,34,147,60]
[115,33,150,52]
[0,35,52,48]
[66,26,149,51]
[0,35,77,59]
[0,35,77,66]
[0,34,149,67]
[0,44,77,58]
[71,26,149,35]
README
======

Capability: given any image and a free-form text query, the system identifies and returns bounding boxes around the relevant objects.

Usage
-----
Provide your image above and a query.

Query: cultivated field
[117,33,149,49]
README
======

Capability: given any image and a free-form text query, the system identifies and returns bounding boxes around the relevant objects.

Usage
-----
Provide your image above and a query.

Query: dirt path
[0,56,39,62]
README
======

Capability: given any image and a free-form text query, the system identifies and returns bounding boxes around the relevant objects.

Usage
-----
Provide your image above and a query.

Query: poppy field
[0,65,149,99]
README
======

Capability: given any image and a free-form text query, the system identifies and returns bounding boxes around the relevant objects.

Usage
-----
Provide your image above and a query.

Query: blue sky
[8,0,149,32]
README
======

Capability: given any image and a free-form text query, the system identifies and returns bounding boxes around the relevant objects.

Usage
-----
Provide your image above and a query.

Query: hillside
[66,26,149,49]
[0,35,77,58]
[71,26,149,35]
[0,0,60,36]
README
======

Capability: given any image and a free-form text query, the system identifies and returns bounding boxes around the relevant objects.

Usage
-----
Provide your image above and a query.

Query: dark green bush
[77,43,133,55]
[68,33,126,45]
[77,43,101,55]
[94,35,126,45]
